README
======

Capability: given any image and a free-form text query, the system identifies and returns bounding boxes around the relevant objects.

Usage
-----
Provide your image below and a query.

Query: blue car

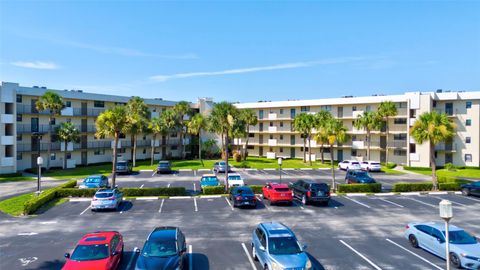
[200,174,219,192]
[79,175,109,189]
[252,222,312,270]
[345,169,376,184]
[135,227,187,270]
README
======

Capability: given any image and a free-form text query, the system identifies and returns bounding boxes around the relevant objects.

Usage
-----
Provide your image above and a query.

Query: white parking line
[188,245,193,270]
[151,171,157,177]
[386,239,443,270]
[194,170,197,176]
[343,196,371,209]
[225,197,234,211]
[256,195,270,211]
[281,170,290,175]
[378,198,404,208]
[126,247,139,270]
[167,183,171,188]
[193,183,196,192]
[241,243,258,270]
[158,199,165,213]
[339,240,382,270]
[407,197,436,208]
[429,197,468,207]
[140,184,144,188]
[194,198,198,212]
[79,205,90,215]
[459,195,480,203]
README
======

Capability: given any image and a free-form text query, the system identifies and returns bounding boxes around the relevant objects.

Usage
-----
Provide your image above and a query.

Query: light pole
[36,156,43,195]
[439,200,453,270]
[278,157,282,183]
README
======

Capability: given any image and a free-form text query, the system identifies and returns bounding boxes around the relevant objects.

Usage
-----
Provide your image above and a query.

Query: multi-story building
[234,91,480,168]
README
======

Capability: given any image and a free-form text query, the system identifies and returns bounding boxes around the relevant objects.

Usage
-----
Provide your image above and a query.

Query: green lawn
[44,163,112,180]
[0,175,35,183]
[0,193,34,216]
[405,167,480,179]
[381,166,405,175]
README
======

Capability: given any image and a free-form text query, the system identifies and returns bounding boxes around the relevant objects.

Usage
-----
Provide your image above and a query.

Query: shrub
[56,188,97,197]
[23,189,58,215]
[439,183,462,191]
[382,162,397,169]
[235,161,250,168]
[248,185,263,194]
[444,163,456,171]
[392,182,433,192]
[233,151,242,162]
[337,183,382,193]
[0,172,23,177]
[403,166,431,171]
[60,180,78,188]
[203,186,226,195]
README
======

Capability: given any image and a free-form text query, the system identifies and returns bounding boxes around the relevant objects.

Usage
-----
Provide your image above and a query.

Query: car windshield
[268,237,302,255]
[443,230,478,245]
[70,244,109,261]
[218,162,226,166]
[229,176,241,180]
[202,177,217,182]
[159,162,170,167]
[311,184,328,190]
[351,162,359,165]
[95,192,113,198]
[117,162,126,166]
[85,178,100,183]
[356,172,370,178]
[142,240,177,258]
[235,189,253,195]
[274,188,290,192]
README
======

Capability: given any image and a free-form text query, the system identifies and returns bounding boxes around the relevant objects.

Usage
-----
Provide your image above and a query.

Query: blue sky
[1,1,479,103]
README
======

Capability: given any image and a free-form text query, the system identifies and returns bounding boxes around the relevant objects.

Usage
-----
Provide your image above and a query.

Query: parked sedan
[79,175,109,189]
[91,188,123,211]
[200,174,220,192]
[63,231,124,270]
[338,160,362,170]
[116,160,132,175]
[345,170,376,184]
[213,161,231,173]
[157,160,172,174]
[461,181,480,197]
[229,186,257,208]
[135,227,187,270]
[226,173,245,188]
[360,161,382,172]
[262,183,293,205]
[252,222,312,270]
[405,222,480,269]
[292,179,330,206]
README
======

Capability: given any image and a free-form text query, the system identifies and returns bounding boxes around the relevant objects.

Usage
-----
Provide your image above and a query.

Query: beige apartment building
[234,91,480,168]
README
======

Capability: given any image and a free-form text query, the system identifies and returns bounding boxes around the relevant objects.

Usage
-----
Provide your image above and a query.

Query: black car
[345,169,376,184]
[229,186,257,208]
[461,181,480,197]
[136,227,187,270]
[157,160,172,174]
[292,179,330,206]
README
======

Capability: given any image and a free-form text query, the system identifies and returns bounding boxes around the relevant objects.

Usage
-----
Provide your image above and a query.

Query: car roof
[78,231,118,245]
[412,222,462,231]
[228,173,241,177]
[149,227,178,241]
[260,222,294,238]
[202,174,217,177]
[268,183,289,188]
[159,160,170,163]
[85,175,104,179]
[96,188,115,193]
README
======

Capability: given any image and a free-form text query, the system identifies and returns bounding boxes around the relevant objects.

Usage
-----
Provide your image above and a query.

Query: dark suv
[345,169,376,184]
[292,180,330,206]
[157,160,172,174]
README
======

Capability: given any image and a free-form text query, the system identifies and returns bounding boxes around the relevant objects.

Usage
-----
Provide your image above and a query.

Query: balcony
[81,125,96,133]
[352,110,364,118]
[61,107,74,116]
[409,118,416,126]
[268,139,277,146]
[352,140,364,149]
[268,113,277,120]
[16,104,47,115]
[1,157,14,167]
[0,114,14,124]
[268,126,277,132]
[435,143,457,152]
[391,140,407,148]
[1,136,14,145]
[87,141,112,149]
[61,142,74,151]
[17,124,58,134]
[136,139,152,147]
[17,142,61,152]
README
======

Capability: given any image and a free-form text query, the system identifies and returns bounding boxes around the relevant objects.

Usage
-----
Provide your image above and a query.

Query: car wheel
[269,199,274,206]
[409,235,419,248]
[264,264,269,270]
[252,245,258,261]
[461,188,470,196]
[450,253,462,269]
[302,195,307,205]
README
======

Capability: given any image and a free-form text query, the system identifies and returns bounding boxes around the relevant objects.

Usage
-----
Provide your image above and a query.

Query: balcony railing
[17,104,105,117]
[391,140,407,148]
[435,143,457,151]
[17,142,61,152]
[17,124,59,134]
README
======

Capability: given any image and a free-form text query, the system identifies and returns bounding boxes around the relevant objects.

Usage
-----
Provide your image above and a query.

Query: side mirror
[135,247,141,253]
[437,238,444,243]
[259,246,266,251]
[112,251,117,256]
[302,244,308,250]
[64,253,70,259]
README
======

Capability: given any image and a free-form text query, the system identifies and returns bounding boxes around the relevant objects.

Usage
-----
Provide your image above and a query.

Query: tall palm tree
[353,111,383,160]
[95,105,129,187]
[377,101,398,164]
[313,130,329,164]
[126,97,149,167]
[410,111,456,190]
[293,113,317,165]
[36,91,64,170]
[315,110,333,163]
[325,118,348,191]
[173,101,191,159]
[160,109,180,158]
[56,122,80,170]
[187,113,207,165]
[148,117,168,166]
[239,109,258,160]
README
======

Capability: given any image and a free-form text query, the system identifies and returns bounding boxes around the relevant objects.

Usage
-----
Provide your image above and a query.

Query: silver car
[252,222,312,270]
[213,161,231,173]
[91,188,123,211]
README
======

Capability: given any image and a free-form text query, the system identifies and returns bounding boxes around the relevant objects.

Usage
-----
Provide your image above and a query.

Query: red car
[63,231,124,270]
[262,182,293,205]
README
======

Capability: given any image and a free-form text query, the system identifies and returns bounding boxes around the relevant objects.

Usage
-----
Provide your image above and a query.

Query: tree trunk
[330,145,336,191]
[224,134,229,191]
[132,134,137,167]
[47,115,52,170]
[63,141,67,169]
[430,142,438,191]
[303,138,307,162]
[385,117,389,164]
[112,134,119,188]
[320,143,324,164]
[165,135,170,159]
[130,135,134,165]
[198,131,203,166]
[151,134,156,166]
[367,130,371,160]
[308,135,312,166]
[244,126,250,161]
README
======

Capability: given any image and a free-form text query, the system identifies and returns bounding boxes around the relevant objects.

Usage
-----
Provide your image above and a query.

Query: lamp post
[36,156,43,195]
[439,200,453,270]
[278,157,282,183]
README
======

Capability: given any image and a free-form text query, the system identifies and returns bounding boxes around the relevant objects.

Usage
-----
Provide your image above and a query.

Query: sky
[1,1,479,103]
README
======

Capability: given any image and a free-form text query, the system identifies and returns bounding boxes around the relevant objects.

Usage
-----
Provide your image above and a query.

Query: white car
[361,161,382,172]
[405,222,480,269]
[338,160,361,170]
[226,173,245,188]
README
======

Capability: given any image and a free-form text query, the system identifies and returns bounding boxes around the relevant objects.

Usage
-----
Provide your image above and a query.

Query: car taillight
[236,196,242,201]
[307,191,311,198]
[108,197,115,200]
[405,225,410,229]
[253,197,257,201]
[326,192,331,196]
[92,197,97,201]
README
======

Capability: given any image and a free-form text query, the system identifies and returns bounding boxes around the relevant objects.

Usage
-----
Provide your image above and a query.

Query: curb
[135,197,158,200]
[199,195,222,198]
[139,170,153,172]
[299,168,313,170]
[169,196,193,199]
[197,169,211,172]
[283,168,295,171]
[179,169,193,172]
[69,198,91,202]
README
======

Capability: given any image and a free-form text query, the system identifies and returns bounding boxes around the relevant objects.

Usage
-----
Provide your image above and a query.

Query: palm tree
[377,101,398,164]
[324,118,348,191]
[95,105,129,187]
[173,101,191,159]
[148,117,168,166]
[239,109,258,160]
[187,113,207,165]
[293,113,317,165]
[126,97,149,167]
[36,91,64,170]
[160,109,180,158]
[353,111,383,160]
[410,111,455,190]
[56,122,80,170]
[315,110,333,163]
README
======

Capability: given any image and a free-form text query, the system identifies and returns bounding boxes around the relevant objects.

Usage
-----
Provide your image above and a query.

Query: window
[66,153,72,159]
[366,105,371,112]
[280,109,284,114]
[394,150,406,156]
[269,147,273,152]
[171,145,178,150]
[259,123,263,132]
[50,153,56,160]
[247,145,254,150]
[249,133,255,138]
[351,149,357,156]
[50,118,56,125]
[466,101,472,109]
[394,134,407,140]
[352,106,357,112]
[66,101,72,107]
[117,148,126,153]
[280,147,283,153]
[290,108,296,118]
[431,229,444,241]
[17,114,22,122]
[17,153,22,160]
[465,154,472,162]
[16,95,22,103]
[119,133,126,139]
[397,102,407,108]
[320,105,331,112]
[94,100,105,108]
[94,149,105,155]
[66,118,71,123]
[432,101,437,108]
[269,122,273,127]
[269,134,273,139]
[409,143,416,153]
[143,135,147,140]
[466,119,472,126]
[409,109,416,118]
[259,110,264,119]
[394,118,407,124]
[280,122,283,127]
[466,137,471,144]
[301,106,310,112]
[280,135,283,140]
[16,135,22,141]
[142,149,146,154]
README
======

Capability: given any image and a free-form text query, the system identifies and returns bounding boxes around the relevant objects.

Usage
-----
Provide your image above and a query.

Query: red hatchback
[262,182,293,205]
[63,231,124,270]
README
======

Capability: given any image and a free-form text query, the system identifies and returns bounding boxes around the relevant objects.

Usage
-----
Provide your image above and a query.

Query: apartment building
[0,82,209,174]
[234,91,480,168]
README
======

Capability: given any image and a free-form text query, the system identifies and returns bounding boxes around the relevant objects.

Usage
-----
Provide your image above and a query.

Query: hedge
[439,183,462,191]
[337,183,382,193]
[383,162,397,169]
[392,182,433,192]
[203,186,226,195]
[56,188,97,197]
[23,180,78,215]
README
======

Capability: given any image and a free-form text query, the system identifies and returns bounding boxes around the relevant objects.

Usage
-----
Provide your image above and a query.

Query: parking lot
[1,175,479,270]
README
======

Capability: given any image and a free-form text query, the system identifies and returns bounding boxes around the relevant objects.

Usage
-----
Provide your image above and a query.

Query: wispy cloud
[150,56,366,82]
[11,61,60,70]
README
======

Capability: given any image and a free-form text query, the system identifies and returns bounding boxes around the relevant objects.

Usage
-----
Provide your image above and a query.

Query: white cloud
[11,61,59,70]
[150,56,366,82]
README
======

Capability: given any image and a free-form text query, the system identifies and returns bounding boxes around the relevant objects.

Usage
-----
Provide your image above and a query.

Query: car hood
[201,181,219,186]
[228,179,244,184]
[136,254,180,270]
[453,243,480,257]
[63,258,109,270]
[270,252,308,268]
